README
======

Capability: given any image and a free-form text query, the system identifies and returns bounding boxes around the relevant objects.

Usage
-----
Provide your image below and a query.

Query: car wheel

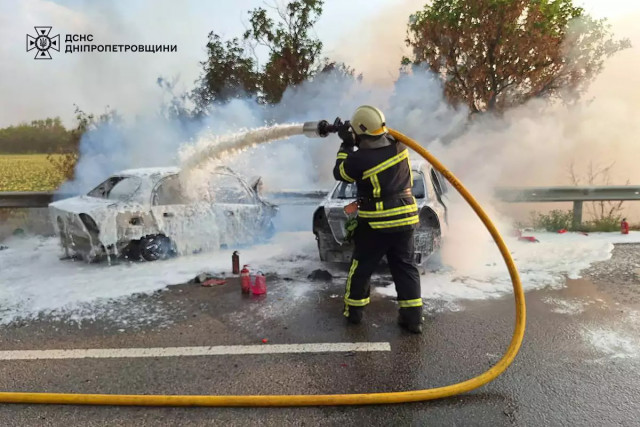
[140,235,173,261]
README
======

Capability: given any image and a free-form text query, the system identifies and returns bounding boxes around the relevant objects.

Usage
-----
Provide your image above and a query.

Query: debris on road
[201,278,226,287]
[308,269,333,282]
[190,273,226,286]
[514,228,540,242]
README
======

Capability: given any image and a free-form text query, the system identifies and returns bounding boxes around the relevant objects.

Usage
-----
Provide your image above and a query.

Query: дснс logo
[26,26,60,59]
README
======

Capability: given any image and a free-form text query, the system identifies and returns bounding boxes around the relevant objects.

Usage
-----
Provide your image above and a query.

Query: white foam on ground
[0,232,316,325]
[582,328,639,359]
[1,230,639,324]
[377,231,640,301]
[541,297,591,315]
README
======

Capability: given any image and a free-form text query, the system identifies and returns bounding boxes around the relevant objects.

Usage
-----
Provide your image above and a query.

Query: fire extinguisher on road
[621,218,630,235]
[232,251,240,274]
[252,271,267,295]
[241,265,251,294]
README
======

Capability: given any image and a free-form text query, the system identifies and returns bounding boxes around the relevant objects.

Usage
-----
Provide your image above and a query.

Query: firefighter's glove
[334,117,355,148]
[343,217,358,243]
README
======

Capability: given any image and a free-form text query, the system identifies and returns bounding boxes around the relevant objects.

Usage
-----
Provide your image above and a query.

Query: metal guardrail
[2,186,639,225]
[266,190,327,199]
[0,191,327,209]
[0,192,60,208]
[495,185,640,226]
[495,186,640,202]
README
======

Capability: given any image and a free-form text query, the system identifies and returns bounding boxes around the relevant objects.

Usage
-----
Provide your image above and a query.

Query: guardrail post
[572,201,583,229]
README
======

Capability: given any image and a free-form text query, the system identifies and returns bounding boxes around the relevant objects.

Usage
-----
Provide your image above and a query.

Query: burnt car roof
[116,167,180,178]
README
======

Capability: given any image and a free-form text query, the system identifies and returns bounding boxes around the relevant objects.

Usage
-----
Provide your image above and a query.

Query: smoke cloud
[5,1,639,273]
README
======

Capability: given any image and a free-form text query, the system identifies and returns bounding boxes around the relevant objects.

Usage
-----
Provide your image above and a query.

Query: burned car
[49,166,277,262]
[312,159,448,266]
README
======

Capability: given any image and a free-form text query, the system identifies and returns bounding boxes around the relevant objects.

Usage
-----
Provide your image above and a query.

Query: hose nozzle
[302,120,337,138]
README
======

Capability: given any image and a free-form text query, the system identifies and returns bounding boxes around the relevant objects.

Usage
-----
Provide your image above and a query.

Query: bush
[582,217,622,232]
[530,209,624,232]
[531,210,573,232]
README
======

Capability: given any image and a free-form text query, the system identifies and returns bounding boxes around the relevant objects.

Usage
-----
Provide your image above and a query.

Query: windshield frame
[87,175,143,202]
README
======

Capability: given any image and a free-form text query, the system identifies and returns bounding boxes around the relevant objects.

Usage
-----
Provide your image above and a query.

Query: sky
[1,0,638,128]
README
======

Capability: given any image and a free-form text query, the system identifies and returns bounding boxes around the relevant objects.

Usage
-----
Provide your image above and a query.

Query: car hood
[49,196,117,214]
[49,196,137,248]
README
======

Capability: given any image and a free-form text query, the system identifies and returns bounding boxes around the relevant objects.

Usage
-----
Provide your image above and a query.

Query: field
[0,154,66,191]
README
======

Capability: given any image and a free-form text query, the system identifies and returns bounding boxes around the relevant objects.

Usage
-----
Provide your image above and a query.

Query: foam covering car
[49,166,277,262]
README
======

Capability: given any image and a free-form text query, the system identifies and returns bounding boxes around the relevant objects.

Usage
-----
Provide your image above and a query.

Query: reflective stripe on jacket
[332,135,418,232]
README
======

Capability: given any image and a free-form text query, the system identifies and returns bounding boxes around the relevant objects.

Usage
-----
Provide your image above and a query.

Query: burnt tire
[140,235,173,261]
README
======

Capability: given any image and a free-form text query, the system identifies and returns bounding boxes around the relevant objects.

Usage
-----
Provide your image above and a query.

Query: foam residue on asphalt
[2,231,640,325]
[541,297,592,315]
[0,232,316,326]
[582,327,639,360]
[377,231,640,301]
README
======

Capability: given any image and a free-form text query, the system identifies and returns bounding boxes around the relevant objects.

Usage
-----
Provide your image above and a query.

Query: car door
[429,167,449,224]
[150,175,209,254]
[207,172,262,247]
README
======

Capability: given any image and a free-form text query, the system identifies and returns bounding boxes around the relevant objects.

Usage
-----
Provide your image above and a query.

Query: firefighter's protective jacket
[333,134,418,232]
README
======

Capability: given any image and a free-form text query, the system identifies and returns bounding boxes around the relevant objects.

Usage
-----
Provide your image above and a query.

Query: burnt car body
[312,159,448,266]
[49,166,277,262]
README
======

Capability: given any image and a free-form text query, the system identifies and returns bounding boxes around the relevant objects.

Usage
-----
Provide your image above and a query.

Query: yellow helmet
[350,105,388,136]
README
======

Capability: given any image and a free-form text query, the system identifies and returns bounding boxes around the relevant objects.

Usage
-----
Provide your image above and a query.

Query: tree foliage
[192,0,355,109]
[46,105,120,180]
[244,0,324,104]
[404,0,630,112]
[191,33,260,112]
[0,118,73,154]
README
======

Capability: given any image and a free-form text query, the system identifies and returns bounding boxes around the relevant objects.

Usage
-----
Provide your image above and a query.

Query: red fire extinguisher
[621,218,629,235]
[252,271,267,295]
[232,251,240,274]
[241,265,251,294]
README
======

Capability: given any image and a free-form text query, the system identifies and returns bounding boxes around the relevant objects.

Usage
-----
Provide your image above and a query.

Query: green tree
[0,117,72,154]
[404,0,630,113]
[191,32,260,113]
[244,0,324,104]
[47,105,120,181]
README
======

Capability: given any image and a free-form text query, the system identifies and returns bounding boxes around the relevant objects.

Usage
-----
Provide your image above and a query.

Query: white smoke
[5,0,640,275]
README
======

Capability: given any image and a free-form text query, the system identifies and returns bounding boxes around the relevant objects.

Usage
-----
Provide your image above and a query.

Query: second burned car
[312,158,448,266]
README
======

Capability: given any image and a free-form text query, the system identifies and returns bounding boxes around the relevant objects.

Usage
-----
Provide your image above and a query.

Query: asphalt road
[1,247,639,426]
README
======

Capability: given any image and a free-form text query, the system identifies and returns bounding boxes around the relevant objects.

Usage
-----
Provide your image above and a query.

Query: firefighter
[332,105,423,333]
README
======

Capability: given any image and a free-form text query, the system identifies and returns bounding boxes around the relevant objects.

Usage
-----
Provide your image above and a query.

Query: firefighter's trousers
[343,223,423,325]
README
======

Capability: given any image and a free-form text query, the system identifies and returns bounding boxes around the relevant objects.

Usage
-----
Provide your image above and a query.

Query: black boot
[398,317,422,334]
[345,306,363,325]
[398,308,423,334]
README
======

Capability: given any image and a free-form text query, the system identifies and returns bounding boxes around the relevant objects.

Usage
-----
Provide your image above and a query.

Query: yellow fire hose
[0,128,525,407]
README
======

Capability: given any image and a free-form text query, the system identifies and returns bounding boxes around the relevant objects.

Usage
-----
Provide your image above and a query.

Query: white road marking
[0,342,391,360]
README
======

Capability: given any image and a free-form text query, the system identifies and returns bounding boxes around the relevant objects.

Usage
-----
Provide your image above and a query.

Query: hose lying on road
[0,127,526,407]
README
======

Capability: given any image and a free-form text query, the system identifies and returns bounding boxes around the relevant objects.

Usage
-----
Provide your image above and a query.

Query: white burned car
[312,159,448,266]
[49,166,277,262]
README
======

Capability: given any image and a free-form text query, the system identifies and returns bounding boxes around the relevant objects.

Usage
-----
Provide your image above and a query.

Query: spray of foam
[180,124,304,171]
[48,11,639,281]
[177,123,304,200]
